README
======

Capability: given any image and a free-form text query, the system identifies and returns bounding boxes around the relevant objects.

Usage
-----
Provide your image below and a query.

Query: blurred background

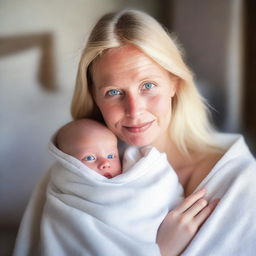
[0,0,255,254]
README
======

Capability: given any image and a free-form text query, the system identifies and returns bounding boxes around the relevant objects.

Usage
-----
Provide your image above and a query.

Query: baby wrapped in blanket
[42,119,183,256]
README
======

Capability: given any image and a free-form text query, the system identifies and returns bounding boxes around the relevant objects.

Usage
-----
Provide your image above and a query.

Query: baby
[55,118,122,179]
[42,118,184,255]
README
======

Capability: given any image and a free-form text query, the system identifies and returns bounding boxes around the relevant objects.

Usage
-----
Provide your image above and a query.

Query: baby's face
[81,141,121,178]
[72,129,122,179]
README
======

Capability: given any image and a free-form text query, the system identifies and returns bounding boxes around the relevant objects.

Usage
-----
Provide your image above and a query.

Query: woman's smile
[122,120,155,133]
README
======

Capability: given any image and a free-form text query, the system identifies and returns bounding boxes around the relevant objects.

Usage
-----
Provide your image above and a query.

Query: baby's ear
[54,132,60,148]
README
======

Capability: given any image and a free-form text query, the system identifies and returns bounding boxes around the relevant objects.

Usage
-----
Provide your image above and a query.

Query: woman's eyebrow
[96,84,117,91]
[95,74,164,90]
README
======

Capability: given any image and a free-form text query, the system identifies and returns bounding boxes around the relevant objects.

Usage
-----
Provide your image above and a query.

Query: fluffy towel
[14,134,256,256]
[182,134,256,256]
[14,143,183,256]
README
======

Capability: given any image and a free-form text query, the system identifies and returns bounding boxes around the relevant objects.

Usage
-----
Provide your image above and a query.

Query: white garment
[14,143,183,256]
[182,134,256,256]
[13,134,256,256]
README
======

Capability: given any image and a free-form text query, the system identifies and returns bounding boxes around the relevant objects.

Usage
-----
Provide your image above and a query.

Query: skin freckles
[91,44,178,149]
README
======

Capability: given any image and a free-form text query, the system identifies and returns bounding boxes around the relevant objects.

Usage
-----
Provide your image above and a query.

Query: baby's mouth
[103,172,113,179]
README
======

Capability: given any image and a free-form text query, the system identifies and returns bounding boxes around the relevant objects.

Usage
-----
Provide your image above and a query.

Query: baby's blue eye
[107,89,122,96]
[143,82,155,90]
[84,155,96,161]
[107,154,115,159]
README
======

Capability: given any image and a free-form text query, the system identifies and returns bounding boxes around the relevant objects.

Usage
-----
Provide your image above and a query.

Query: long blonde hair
[71,9,219,155]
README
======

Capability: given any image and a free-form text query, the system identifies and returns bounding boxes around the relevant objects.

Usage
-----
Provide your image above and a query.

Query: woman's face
[91,44,178,147]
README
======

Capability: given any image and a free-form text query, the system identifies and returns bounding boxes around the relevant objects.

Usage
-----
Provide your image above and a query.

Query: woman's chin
[125,135,155,147]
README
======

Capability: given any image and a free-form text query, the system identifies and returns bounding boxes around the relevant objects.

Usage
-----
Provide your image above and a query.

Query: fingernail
[213,198,220,204]
[210,198,220,207]
[200,188,207,193]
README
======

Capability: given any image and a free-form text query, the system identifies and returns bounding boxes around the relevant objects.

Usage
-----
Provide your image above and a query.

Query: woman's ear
[170,76,180,98]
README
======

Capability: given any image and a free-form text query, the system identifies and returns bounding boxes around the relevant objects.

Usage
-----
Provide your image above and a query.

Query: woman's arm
[157,188,219,256]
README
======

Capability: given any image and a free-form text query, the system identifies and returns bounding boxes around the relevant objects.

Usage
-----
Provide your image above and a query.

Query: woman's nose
[124,94,144,118]
[98,159,110,170]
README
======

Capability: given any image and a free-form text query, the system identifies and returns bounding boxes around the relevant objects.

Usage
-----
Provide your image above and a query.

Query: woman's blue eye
[107,89,122,96]
[107,154,115,159]
[84,155,96,161]
[143,82,155,90]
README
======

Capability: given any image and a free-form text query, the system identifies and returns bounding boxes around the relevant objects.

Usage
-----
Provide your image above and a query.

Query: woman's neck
[153,136,224,196]
[152,135,191,171]
[152,135,202,192]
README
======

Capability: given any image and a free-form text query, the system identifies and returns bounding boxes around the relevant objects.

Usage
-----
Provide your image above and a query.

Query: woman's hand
[156,188,219,256]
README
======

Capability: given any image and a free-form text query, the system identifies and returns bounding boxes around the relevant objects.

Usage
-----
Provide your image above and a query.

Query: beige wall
[0,0,159,92]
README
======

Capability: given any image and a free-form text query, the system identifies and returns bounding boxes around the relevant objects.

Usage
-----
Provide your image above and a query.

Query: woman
[71,9,256,255]
[14,9,256,256]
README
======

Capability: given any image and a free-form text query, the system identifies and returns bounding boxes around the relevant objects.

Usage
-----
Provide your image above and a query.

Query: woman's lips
[123,120,154,133]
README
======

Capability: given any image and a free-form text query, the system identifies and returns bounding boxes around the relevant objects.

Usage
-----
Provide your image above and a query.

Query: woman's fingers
[170,188,220,232]
[183,198,208,217]
[156,192,220,256]
[194,198,219,226]
[174,188,207,214]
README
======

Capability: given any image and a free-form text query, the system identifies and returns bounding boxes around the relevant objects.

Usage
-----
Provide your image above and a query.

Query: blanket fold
[182,134,256,256]
[13,134,256,256]
[37,143,183,256]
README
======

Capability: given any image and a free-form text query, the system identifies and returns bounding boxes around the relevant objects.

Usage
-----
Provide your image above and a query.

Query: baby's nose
[98,159,110,170]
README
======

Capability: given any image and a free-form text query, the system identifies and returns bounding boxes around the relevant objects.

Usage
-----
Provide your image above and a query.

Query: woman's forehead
[92,45,147,71]
[91,45,170,85]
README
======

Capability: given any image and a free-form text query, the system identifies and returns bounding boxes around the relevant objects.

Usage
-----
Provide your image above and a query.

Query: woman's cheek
[150,95,172,117]
[100,104,121,128]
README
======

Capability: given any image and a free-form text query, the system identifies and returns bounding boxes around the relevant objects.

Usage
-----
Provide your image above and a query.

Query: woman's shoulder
[211,133,255,163]
[184,133,255,196]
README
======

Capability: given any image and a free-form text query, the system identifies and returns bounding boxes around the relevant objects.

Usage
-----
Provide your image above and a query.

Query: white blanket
[182,134,256,256]
[14,143,183,256]
[14,134,256,256]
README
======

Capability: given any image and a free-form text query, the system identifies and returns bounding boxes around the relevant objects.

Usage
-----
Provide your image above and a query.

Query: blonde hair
[71,9,219,155]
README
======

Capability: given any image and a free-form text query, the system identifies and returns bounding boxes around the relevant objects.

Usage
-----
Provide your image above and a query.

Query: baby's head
[56,119,122,178]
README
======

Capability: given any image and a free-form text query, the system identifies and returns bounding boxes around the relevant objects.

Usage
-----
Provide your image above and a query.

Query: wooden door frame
[243,0,256,154]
